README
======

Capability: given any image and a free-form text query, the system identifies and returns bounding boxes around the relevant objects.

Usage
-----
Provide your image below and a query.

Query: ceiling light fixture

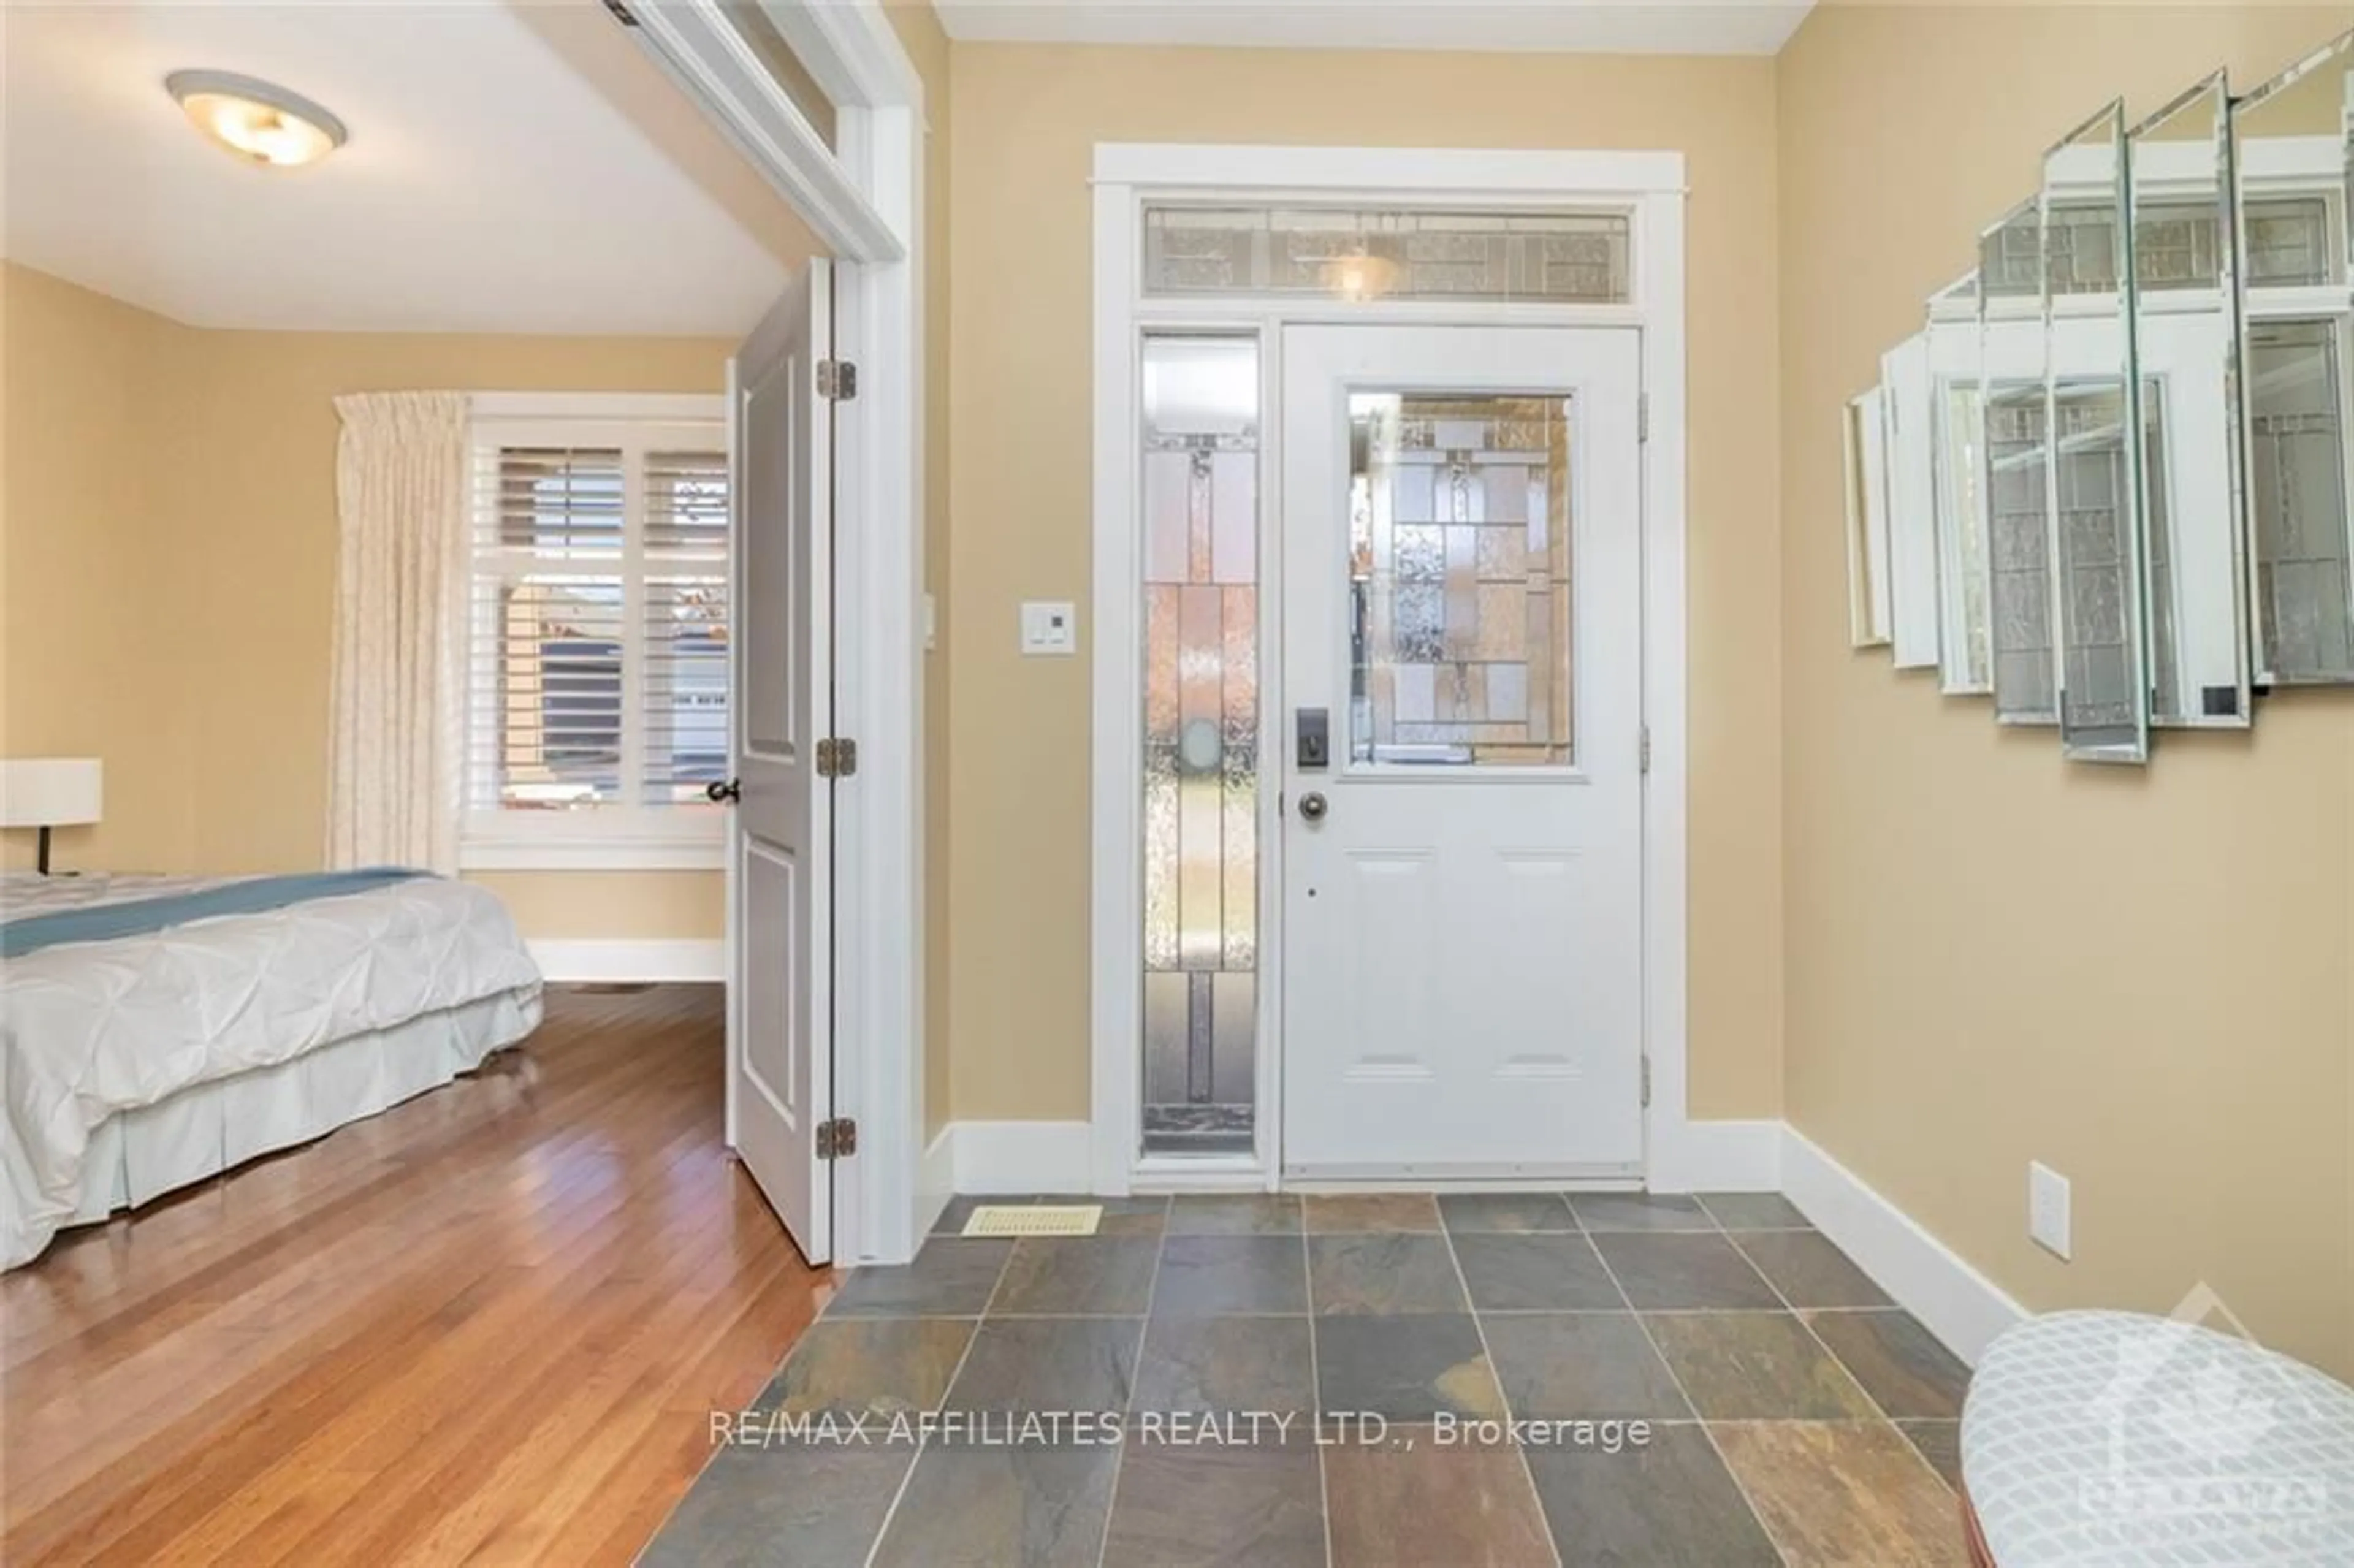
[165,70,347,168]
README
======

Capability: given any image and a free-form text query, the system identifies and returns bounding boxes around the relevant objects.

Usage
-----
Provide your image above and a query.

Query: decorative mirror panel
[1846,26,2353,766]
[2247,319,2353,677]
[2233,31,2354,684]
[1981,200,2060,723]
[1927,272,1992,692]
[2130,74,2252,725]
[1881,334,1943,670]
[2044,102,2151,763]
[1845,387,1892,647]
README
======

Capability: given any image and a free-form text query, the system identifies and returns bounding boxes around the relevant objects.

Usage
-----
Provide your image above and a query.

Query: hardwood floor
[1,984,825,1567]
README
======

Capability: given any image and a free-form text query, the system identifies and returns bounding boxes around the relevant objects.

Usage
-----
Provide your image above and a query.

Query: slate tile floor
[646,1192,1972,1567]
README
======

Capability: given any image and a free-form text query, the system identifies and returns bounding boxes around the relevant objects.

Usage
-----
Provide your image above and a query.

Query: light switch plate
[1021,600,1078,656]
[2028,1160,2072,1260]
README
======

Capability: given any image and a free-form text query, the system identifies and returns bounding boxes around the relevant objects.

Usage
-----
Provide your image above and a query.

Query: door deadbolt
[1297,791,1328,822]
[1295,708,1330,770]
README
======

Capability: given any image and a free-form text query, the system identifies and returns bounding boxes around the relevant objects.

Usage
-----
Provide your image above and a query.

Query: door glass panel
[1348,392,1573,766]
[1140,335,1259,1156]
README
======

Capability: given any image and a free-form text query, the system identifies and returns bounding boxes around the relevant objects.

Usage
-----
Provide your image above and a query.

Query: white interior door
[1280,324,1645,1179]
[725,261,834,1263]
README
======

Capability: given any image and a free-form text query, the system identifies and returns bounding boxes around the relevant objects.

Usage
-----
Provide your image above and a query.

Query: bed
[1,869,543,1269]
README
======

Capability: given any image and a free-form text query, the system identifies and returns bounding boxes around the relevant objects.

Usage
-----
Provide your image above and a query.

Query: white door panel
[740,842,801,1111]
[1281,324,1644,1178]
[728,261,833,1264]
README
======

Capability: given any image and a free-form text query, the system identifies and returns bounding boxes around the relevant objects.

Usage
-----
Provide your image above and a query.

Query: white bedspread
[1,872,543,1268]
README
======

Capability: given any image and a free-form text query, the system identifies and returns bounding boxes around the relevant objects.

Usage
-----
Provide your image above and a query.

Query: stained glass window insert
[1145,206,1630,304]
[1348,394,1574,767]
[1140,336,1260,1156]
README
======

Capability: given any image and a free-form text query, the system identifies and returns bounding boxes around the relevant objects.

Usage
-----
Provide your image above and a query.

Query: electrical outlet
[2028,1161,2072,1260]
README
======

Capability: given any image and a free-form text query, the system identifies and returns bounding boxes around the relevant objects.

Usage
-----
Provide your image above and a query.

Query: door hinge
[817,1117,858,1159]
[1640,1057,1652,1109]
[816,737,858,778]
[598,0,639,25]
[1638,391,1650,444]
[1639,725,1652,775]
[817,359,858,401]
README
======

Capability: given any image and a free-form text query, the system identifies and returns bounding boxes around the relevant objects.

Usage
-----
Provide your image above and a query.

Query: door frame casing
[1088,143,1692,1196]
[639,0,926,1264]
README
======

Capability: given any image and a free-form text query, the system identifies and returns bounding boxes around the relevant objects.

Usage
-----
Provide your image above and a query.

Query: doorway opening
[1090,147,1694,1195]
[620,1,929,1267]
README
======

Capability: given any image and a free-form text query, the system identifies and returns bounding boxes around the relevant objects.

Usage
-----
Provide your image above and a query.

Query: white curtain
[326,392,468,873]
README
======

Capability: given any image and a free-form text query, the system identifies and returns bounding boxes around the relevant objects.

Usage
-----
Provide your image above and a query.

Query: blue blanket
[2,869,430,960]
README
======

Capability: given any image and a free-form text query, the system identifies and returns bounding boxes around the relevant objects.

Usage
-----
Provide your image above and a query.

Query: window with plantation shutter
[460,397,730,870]
[642,450,731,806]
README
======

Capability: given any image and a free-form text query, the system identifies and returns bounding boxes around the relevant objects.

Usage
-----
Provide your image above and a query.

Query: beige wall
[1777,4,2354,1379]
[1,266,195,873]
[471,870,723,940]
[1,262,734,938]
[943,44,1786,1122]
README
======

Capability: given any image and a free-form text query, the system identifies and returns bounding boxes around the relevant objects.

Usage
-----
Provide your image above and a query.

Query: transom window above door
[1143,203,1631,303]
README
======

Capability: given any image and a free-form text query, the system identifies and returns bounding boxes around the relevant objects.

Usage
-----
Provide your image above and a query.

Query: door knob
[706,778,741,804]
[1297,791,1328,822]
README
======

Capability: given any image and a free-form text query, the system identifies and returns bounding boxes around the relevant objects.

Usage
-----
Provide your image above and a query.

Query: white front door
[1279,324,1645,1178]
[726,261,835,1263]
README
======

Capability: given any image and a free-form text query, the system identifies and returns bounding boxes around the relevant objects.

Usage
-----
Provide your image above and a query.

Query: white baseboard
[937,1116,1783,1199]
[915,1125,958,1238]
[936,1117,1782,1198]
[1781,1125,2027,1366]
[528,938,725,983]
[1648,1118,1784,1193]
[947,1119,1095,1195]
